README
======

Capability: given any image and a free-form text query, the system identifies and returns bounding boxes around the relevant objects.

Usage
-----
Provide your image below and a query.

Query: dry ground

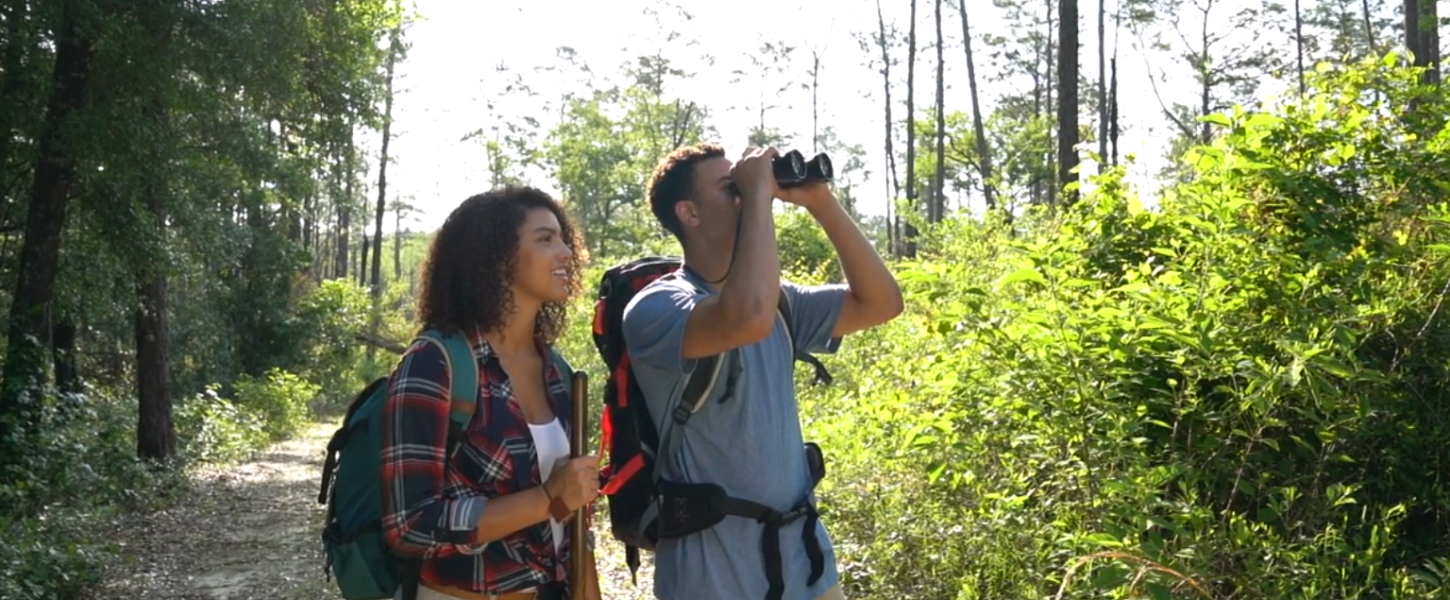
[101,419,657,600]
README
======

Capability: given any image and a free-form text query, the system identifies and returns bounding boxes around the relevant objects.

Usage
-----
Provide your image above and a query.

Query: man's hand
[730,146,781,203]
[777,180,835,212]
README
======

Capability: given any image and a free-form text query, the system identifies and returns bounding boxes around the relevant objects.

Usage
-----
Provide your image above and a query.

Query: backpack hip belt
[652,441,828,600]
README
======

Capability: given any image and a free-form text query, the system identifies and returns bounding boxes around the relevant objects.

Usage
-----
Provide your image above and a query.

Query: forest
[1,0,1449,598]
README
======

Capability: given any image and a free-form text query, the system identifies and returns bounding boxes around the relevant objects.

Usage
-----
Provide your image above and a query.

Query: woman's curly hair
[416,186,585,344]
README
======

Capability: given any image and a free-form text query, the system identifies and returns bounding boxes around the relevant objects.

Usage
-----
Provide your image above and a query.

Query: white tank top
[528,418,569,551]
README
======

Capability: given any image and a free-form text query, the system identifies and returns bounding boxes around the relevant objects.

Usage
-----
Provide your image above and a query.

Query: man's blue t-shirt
[620,270,847,600]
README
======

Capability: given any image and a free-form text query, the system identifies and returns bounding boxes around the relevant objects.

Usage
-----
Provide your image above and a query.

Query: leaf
[927,461,949,484]
[1083,532,1124,548]
[1312,356,1356,379]
[1144,581,1174,600]
[997,266,1047,288]
[1200,113,1233,127]
[1113,281,1152,295]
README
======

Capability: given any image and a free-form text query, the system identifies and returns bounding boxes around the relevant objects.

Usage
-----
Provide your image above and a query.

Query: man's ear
[673,199,699,228]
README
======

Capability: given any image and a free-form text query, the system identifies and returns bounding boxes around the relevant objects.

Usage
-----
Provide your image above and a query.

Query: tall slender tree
[1057,0,1079,204]
[903,0,920,256]
[959,0,997,212]
[931,0,947,222]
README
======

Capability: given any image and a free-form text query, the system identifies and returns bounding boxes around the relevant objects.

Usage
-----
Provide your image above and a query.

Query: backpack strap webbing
[398,329,479,600]
[776,291,832,386]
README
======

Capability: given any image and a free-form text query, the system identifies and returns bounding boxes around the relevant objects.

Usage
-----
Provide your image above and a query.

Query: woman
[380,186,601,600]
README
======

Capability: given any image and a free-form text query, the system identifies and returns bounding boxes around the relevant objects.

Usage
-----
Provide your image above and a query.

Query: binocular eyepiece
[729,150,833,196]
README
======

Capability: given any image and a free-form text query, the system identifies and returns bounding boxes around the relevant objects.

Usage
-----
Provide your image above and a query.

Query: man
[621,143,903,600]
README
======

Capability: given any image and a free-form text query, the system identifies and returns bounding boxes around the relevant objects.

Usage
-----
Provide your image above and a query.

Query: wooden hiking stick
[569,370,589,600]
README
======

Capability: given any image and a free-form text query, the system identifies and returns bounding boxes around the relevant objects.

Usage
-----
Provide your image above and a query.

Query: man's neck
[681,248,730,292]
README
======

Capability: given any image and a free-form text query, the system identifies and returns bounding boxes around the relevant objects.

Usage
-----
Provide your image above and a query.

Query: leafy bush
[792,55,1450,600]
[0,386,187,600]
[294,278,374,403]
[233,368,322,442]
[174,386,270,464]
[0,509,112,600]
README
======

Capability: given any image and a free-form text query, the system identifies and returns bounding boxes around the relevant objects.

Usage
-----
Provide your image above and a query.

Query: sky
[372,0,1275,232]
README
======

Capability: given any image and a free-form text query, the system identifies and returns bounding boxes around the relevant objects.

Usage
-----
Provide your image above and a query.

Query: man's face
[683,156,742,248]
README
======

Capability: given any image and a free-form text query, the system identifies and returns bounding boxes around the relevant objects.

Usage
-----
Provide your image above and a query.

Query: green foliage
[0,388,187,600]
[776,207,839,278]
[0,0,409,595]
[294,278,374,402]
[234,369,323,443]
[174,387,270,464]
[0,511,111,600]
[794,55,1450,599]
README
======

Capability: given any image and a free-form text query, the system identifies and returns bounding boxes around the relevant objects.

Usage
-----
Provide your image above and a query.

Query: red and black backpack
[589,255,832,600]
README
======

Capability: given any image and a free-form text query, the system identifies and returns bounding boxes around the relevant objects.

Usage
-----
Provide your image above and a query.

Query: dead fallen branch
[353,332,407,354]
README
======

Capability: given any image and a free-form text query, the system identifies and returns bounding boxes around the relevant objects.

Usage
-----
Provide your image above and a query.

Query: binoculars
[729,150,833,195]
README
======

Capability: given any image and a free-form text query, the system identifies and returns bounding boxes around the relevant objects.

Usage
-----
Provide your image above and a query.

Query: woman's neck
[482,304,541,356]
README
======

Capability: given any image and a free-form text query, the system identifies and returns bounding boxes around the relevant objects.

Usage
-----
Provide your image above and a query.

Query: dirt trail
[102,419,655,600]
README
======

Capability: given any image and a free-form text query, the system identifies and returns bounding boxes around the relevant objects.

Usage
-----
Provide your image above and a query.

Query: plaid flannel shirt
[380,333,586,594]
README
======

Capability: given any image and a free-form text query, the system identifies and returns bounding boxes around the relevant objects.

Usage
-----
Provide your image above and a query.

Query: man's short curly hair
[647,143,727,239]
[416,186,584,344]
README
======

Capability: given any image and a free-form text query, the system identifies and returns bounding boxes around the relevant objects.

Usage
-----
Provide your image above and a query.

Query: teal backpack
[316,329,573,600]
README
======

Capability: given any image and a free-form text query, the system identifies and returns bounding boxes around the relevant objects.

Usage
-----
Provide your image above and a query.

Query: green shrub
[233,368,321,442]
[174,386,270,464]
[0,507,112,600]
[0,387,188,600]
[793,54,1450,600]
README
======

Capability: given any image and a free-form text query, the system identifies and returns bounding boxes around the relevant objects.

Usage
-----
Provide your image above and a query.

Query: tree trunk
[357,231,368,286]
[336,205,350,282]
[1405,0,1440,85]
[811,51,821,154]
[369,27,401,361]
[51,316,78,395]
[931,0,946,223]
[959,0,997,213]
[393,203,403,283]
[0,0,97,436]
[135,263,174,459]
[371,31,396,297]
[1044,0,1057,201]
[1097,0,1108,162]
[1362,0,1376,51]
[136,98,174,461]
[1110,57,1120,166]
[903,0,919,257]
[1198,6,1212,144]
[335,147,353,281]
[1057,0,1079,205]
[874,0,901,255]
[1294,0,1305,96]
[0,0,31,209]
[1110,0,1122,167]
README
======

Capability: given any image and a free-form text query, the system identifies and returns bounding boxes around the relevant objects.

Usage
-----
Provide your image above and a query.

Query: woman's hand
[544,454,601,513]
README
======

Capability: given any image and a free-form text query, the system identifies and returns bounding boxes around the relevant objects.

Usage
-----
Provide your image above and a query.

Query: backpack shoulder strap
[417,329,480,435]
[398,330,479,600]
[648,273,731,483]
[777,291,798,351]
[777,290,833,386]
